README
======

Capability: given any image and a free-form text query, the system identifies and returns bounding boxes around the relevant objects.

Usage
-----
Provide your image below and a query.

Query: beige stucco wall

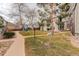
[75,4,79,35]
[68,3,79,35]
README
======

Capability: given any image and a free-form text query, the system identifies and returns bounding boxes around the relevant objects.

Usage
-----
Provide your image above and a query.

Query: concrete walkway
[5,31,25,56]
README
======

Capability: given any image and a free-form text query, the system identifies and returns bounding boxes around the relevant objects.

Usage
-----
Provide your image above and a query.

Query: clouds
[0,3,15,23]
[0,3,38,24]
[26,3,37,9]
[0,3,11,15]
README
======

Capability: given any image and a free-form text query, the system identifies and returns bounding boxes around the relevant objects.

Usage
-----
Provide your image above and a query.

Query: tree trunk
[33,28,35,39]
[40,26,43,31]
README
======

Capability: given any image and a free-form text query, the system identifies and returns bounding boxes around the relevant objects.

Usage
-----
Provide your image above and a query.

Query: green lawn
[20,30,47,36]
[25,31,79,56]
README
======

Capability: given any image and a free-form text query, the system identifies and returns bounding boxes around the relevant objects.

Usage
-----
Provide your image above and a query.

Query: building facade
[69,3,79,36]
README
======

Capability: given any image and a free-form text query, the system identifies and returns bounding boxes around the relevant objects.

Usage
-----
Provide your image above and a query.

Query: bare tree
[57,3,70,31]
[8,3,29,30]
[7,3,38,39]
[37,3,51,31]
[25,8,37,39]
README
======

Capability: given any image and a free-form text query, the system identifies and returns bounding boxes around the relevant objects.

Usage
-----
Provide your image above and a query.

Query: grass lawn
[19,30,47,36]
[25,31,79,56]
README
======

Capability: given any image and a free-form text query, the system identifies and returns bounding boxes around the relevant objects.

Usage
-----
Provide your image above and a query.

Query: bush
[3,32,15,39]
[0,25,4,28]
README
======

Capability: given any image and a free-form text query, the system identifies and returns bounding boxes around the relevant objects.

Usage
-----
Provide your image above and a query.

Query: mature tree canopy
[0,16,4,26]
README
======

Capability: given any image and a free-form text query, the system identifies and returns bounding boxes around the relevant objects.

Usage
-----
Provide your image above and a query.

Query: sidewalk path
[5,31,25,56]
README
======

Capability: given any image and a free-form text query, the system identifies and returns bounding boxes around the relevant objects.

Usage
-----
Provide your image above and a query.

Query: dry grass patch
[25,31,79,56]
[20,30,47,36]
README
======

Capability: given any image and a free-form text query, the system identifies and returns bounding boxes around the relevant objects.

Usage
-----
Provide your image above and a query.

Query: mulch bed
[0,41,13,56]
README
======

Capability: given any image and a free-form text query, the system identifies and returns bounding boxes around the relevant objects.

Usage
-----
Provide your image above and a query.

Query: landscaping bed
[0,41,13,56]
[3,32,15,39]
[25,31,79,56]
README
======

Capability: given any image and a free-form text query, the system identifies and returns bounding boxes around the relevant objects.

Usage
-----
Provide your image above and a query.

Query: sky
[0,3,38,24]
